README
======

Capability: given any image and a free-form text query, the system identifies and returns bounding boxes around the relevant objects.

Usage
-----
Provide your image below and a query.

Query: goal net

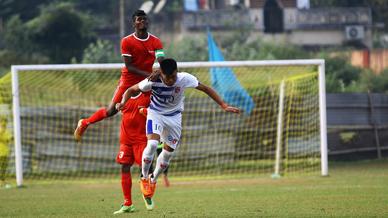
[4,60,327,186]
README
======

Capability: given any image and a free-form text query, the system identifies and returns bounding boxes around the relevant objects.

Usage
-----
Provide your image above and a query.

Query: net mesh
[1,62,322,182]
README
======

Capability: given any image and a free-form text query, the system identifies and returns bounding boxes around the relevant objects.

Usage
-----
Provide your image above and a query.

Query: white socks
[152,149,173,182]
[141,140,158,178]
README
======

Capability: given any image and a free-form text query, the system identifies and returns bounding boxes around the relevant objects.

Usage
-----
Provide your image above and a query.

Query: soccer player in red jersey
[113,91,151,214]
[74,9,165,141]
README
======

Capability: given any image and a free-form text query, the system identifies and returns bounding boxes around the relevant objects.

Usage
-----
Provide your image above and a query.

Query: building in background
[178,0,372,48]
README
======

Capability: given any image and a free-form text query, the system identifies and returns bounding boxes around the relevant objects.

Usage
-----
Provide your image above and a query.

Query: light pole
[119,0,125,39]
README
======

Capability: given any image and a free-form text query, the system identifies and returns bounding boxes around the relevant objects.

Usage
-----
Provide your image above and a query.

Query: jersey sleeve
[138,79,153,92]
[154,38,164,58]
[182,72,199,88]
[121,38,131,57]
[154,37,163,50]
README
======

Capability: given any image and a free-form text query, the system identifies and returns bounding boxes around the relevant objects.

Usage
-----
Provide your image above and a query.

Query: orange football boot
[74,119,88,142]
[140,176,156,210]
[140,176,156,198]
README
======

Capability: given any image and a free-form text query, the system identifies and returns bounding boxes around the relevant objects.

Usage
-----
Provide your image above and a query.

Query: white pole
[11,66,23,187]
[273,80,285,178]
[119,0,125,39]
[318,62,329,176]
[10,59,325,71]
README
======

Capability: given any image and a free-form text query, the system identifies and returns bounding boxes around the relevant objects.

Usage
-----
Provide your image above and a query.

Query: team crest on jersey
[175,87,181,93]
[168,135,178,144]
[155,88,162,94]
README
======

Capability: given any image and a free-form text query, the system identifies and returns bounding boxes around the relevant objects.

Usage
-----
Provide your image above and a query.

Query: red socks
[121,171,132,206]
[85,108,108,125]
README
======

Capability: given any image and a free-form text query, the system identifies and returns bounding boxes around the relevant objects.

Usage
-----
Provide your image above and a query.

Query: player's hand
[139,107,147,117]
[221,103,241,114]
[148,69,161,82]
[115,103,124,111]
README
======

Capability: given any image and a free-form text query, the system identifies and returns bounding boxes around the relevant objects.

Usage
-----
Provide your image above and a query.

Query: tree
[1,15,33,53]
[27,2,95,63]
[323,55,363,92]
[80,40,121,64]
[0,0,51,21]
[0,0,13,20]
[359,68,388,93]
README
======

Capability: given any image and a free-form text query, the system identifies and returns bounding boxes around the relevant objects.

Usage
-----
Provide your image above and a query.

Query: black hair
[131,9,147,22]
[160,58,177,75]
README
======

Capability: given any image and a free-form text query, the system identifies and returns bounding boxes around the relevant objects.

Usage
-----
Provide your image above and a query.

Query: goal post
[318,62,328,176]
[9,59,327,186]
[11,66,23,187]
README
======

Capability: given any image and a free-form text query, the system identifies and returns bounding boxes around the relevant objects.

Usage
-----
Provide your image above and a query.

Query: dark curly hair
[131,9,147,22]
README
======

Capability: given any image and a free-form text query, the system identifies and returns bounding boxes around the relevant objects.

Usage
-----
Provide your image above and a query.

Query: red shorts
[116,137,147,166]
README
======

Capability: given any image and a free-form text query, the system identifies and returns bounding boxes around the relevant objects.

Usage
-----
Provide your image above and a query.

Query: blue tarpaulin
[207,30,255,115]
[184,0,199,11]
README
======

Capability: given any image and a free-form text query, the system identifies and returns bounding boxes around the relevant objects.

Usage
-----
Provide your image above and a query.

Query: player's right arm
[116,79,153,111]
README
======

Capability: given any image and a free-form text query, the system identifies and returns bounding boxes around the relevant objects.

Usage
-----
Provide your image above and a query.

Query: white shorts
[146,109,182,150]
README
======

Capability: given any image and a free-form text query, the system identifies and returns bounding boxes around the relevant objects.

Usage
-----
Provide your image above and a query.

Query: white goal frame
[11,59,327,186]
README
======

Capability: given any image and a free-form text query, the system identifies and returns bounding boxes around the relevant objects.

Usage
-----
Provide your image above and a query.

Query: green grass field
[1,159,388,217]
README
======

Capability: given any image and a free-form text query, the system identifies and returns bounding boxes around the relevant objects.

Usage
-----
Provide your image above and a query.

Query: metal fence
[327,93,388,160]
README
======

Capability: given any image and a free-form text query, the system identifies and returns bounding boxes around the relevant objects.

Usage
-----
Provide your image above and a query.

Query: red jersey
[120,33,163,86]
[120,92,151,144]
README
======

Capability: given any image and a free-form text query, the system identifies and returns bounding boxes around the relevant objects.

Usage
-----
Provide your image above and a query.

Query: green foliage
[1,15,33,53]
[325,61,388,93]
[0,0,50,21]
[319,54,363,92]
[71,39,121,93]
[359,68,388,93]
[0,0,13,19]
[0,72,11,105]
[26,2,95,63]
[255,41,310,60]
[166,36,208,61]
[0,15,50,74]
[167,31,310,62]
[0,50,49,67]
[66,0,118,30]
[165,0,183,13]
[79,40,121,64]
[217,31,310,60]
[0,2,96,66]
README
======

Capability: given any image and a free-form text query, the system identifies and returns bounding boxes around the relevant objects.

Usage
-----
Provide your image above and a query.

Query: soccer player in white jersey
[116,58,240,210]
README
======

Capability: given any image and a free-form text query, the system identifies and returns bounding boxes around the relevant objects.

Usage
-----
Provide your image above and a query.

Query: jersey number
[119,151,124,159]
[160,95,174,103]
[154,123,161,131]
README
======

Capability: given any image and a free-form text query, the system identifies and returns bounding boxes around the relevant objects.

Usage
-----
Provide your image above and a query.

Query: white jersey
[138,72,199,116]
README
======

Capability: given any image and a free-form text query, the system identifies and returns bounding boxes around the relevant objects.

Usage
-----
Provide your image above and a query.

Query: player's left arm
[195,83,240,114]
[155,38,165,64]
[148,41,165,81]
